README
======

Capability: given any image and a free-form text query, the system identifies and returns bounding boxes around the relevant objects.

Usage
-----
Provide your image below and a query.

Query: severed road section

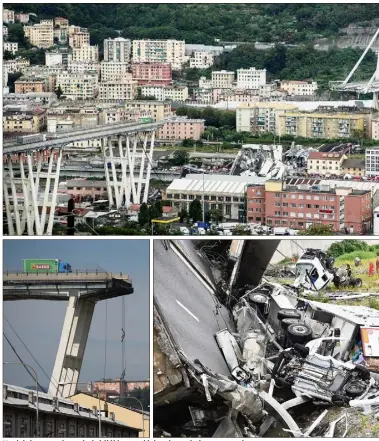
[154,240,234,376]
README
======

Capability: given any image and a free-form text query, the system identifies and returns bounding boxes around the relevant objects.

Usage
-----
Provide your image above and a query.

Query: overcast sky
[3,239,150,389]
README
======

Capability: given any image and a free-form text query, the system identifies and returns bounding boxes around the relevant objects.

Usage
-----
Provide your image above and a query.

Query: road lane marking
[176,300,200,322]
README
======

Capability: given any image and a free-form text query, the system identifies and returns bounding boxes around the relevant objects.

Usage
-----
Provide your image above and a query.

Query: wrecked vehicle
[154,240,379,438]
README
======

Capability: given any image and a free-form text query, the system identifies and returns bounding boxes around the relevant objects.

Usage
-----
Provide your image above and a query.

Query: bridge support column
[49,295,96,398]
[101,130,156,209]
[3,148,63,236]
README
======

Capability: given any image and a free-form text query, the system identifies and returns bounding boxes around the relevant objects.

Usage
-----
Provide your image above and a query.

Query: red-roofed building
[307,151,347,177]
[162,205,178,217]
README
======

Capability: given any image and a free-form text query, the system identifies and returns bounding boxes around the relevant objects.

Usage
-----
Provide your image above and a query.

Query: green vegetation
[189,199,203,223]
[298,224,335,235]
[327,239,379,258]
[176,107,236,129]
[7,4,379,45]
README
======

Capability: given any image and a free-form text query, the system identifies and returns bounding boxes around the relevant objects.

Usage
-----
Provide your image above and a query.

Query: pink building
[66,179,107,200]
[157,117,205,141]
[132,62,172,86]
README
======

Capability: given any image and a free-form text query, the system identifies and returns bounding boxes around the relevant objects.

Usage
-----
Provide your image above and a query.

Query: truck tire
[287,323,312,344]
[277,308,301,320]
[250,293,269,305]
[281,318,300,330]
[345,380,366,397]
[352,278,362,288]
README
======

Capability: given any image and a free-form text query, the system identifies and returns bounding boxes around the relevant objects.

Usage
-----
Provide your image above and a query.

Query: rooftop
[342,158,365,168]
[308,151,345,160]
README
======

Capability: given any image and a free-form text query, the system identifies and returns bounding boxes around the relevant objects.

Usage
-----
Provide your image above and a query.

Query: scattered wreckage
[154,242,379,437]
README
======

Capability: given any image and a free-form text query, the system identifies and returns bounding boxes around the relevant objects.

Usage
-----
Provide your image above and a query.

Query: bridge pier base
[102,130,156,209]
[49,295,96,398]
[3,148,63,236]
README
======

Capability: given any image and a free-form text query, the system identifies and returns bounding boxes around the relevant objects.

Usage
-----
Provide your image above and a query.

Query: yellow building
[69,393,149,437]
[307,151,347,176]
[15,77,49,93]
[24,20,54,48]
[124,100,172,121]
[341,158,365,177]
[277,112,365,139]
[3,107,47,133]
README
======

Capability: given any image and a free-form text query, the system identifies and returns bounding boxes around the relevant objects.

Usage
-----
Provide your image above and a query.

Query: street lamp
[57,382,102,437]
[121,396,145,437]
[3,362,39,437]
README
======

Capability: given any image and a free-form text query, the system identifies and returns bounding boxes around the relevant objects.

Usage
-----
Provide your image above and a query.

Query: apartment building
[236,67,266,89]
[101,61,130,81]
[236,102,298,134]
[371,117,379,140]
[104,37,131,62]
[211,70,235,88]
[3,106,47,133]
[3,9,15,24]
[56,72,98,99]
[24,20,54,48]
[246,180,372,234]
[68,26,90,48]
[131,62,172,86]
[280,80,318,96]
[71,45,99,62]
[3,58,30,74]
[68,61,100,75]
[98,80,138,101]
[54,17,69,43]
[3,25,8,37]
[365,147,379,176]
[3,42,18,55]
[157,117,205,140]
[15,77,49,94]
[307,151,347,176]
[189,51,214,69]
[15,12,30,23]
[277,112,366,139]
[124,100,171,121]
[341,159,365,177]
[132,39,185,70]
[140,85,188,101]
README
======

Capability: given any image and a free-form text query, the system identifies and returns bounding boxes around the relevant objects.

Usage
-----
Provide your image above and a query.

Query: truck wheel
[250,293,268,305]
[287,323,312,344]
[345,381,366,397]
[277,308,301,320]
[281,318,300,330]
[353,278,362,288]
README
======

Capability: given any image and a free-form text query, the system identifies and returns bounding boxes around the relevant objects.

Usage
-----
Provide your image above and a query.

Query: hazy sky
[3,239,150,388]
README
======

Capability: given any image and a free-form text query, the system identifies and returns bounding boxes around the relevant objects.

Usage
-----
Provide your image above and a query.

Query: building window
[225,205,231,215]
[275,193,280,198]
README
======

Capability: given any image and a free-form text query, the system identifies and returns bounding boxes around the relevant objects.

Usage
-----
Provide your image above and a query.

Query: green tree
[206,209,223,224]
[189,199,202,223]
[3,50,15,60]
[178,208,188,222]
[171,150,189,166]
[138,202,150,226]
[55,84,64,99]
[182,138,195,147]
[149,204,161,222]
[299,224,335,236]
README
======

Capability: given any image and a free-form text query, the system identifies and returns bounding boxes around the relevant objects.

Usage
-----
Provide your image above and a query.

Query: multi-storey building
[246,179,372,234]
[157,117,205,140]
[124,100,172,121]
[3,25,8,38]
[211,70,235,88]
[132,39,185,70]
[3,8,15,24]
[236,102,297,134]
[104,37,131,62]
[236,67,266,89]
[68,25,90,48]
[140,85,188,101]
[98,80,138,101]
[68,61,100,75]
[189,51,214,69]
[365,147,379,176]
[371,117,379,140]
[70,45,99,62]
[277,112,366,139]
[280,80,318,96]
[24,20,54,48]
[3,42,18,55]
[15,12,30,23]
[54,17,69,43]
[45,49,70,67]
[341,159,365,177]
[307,151,347,176]
[15,77,49,94]
[3,105,47,133]
[101,61,130,81]
[3,58,30,74]
[131,62,172,86]
[56,72,98,99]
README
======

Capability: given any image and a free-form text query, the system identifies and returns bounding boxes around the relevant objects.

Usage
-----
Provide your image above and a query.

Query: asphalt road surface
[154,240,234,376]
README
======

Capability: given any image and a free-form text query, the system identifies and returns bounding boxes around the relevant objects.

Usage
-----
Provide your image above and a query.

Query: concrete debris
[154,242,379,437]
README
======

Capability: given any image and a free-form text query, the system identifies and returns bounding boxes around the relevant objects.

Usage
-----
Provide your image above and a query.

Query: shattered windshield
[296,263,314,276]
